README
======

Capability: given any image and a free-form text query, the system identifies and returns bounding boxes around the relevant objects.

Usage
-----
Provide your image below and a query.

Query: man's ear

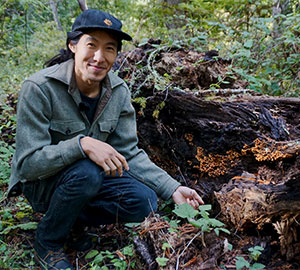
[68,42,76,53]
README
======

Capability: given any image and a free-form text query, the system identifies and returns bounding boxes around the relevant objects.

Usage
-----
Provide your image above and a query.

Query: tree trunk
[49,0,62,31]
[77,0,88,11]
[272,0,291,38]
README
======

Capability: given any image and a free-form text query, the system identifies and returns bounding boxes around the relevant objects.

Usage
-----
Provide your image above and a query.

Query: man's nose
[93,49,105,62]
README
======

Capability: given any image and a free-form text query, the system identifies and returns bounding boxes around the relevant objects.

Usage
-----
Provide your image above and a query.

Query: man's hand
[80,136,129,177]
[172,186,204,209]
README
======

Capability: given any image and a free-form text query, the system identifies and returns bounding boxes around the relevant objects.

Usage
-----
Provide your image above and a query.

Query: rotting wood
[215,175,300,261]
[131,90,300,261]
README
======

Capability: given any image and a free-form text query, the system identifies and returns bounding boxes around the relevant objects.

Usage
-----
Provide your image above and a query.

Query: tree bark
[49,0,62,31]
[77,0,88,11]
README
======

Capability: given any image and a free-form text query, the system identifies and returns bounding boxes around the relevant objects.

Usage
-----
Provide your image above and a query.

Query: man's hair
[44,30,122,68]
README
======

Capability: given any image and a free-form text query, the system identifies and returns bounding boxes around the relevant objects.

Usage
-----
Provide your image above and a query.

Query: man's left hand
[172,186,204,209]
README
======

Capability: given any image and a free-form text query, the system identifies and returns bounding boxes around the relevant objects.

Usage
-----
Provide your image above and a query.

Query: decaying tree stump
[113,40,300,262]
[215,175,300,261]
[132,91,300,261]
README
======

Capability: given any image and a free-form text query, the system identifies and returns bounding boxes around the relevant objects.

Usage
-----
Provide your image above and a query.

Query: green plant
[0,142,14,186]
[235,246,265,270]
[173,203,230,236]
[85,244,135,270]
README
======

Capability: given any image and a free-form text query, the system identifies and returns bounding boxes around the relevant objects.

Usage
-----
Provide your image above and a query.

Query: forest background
[0,0,299,269]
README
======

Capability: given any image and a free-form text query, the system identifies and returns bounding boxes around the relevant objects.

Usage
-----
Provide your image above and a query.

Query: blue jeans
[23,159,157,251]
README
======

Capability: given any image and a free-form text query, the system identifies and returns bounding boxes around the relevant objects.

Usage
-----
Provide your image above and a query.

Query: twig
[76,258,79,270]
[177,166,188,186]
[175,231,202,270]
[293,216,300,226]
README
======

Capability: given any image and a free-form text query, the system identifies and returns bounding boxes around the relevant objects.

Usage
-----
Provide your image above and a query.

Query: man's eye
[107,47,116,51]
[87,43,96,47]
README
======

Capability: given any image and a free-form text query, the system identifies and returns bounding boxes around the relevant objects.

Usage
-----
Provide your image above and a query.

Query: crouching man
[8,9,203,270]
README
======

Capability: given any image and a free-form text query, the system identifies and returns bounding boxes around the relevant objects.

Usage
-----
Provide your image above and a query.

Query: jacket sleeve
[13,80,86,181]
[107,86,181,200]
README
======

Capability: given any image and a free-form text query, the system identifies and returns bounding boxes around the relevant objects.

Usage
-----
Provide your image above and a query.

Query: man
[8,9,203,270]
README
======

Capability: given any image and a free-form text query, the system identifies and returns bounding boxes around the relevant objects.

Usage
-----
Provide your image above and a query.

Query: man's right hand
[80,136,129,177]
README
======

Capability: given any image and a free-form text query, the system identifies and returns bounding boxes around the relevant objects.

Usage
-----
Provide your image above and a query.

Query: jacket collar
[45,58,124,91]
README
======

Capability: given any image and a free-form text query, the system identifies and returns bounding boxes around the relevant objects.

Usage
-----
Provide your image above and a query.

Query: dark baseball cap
[72,9,132,41]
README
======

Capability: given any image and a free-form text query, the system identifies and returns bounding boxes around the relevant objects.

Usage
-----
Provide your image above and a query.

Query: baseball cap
[72,9,132,41]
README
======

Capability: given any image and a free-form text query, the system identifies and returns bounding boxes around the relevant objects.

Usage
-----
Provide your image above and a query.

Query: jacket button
[65,129,71,135]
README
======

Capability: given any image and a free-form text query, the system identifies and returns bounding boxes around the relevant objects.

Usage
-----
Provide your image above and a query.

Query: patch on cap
[104,19,113,26]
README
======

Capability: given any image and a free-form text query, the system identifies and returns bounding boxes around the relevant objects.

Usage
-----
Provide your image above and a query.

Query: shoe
[34,240,74,270]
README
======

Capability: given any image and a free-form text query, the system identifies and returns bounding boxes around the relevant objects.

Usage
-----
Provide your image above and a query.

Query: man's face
[69,30,118,90]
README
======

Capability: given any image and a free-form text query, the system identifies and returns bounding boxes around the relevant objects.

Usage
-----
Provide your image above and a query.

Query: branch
[49,0,62,31]
[77,0,88,11]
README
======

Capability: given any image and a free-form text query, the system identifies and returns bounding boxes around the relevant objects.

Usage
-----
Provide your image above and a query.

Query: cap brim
[73,26,132,41]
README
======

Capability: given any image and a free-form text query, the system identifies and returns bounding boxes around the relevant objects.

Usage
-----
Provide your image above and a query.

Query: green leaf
[162,242,171,250]
[156,257,168,267]
[189,218,210,232]
[251,263,265,269]
[123,245,134,256]
[0,222,37,234]
[198,205,212,211]
[214,227,230,236]
[244,39,253,48]
[85,249,99,259]
[189,219,205,228]
[209,218,225,227]
[236,256,250,270]
[93,254,104,264]
[172,203,198,219]
[125,222,140,228]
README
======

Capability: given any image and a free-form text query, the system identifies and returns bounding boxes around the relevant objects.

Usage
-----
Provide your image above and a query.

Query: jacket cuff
[78,135,87,158]
[60,134,87,165]
[157,176,181,201]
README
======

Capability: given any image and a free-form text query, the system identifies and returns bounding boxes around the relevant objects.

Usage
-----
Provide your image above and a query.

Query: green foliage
[0,142,14,186]
[0,221,37,235]
[0,104,16,193]
[85,244,135,270]
[0,239,35,269]
[0,196,37,269]
[1,0,299,98]
[224,14,300,95]
[173,203,230,235]
[156,256,169,267]
[235,246,265,270]
[249,246,264,261]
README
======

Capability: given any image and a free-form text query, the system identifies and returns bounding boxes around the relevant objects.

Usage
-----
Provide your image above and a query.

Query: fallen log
[132,90,300,261]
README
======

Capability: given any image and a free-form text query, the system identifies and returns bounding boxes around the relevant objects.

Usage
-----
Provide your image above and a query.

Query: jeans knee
[130,188,157,221]
[61,159,104,197]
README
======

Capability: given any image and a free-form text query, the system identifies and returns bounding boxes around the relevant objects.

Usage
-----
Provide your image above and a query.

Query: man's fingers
[101,154,128,177]
[188,189,204,205]
[111,156,123,176]
[100,162,111,176]
[187,198,197,209]
[193,192,204,205]
[105,159,118,177]
[117,153,129,171]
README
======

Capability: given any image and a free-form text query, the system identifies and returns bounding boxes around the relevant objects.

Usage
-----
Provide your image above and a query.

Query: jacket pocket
[97,119,118,141]
[50,120,86,144]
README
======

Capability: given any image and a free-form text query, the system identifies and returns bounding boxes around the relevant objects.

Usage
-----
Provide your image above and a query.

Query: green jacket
[8,59,180,200]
